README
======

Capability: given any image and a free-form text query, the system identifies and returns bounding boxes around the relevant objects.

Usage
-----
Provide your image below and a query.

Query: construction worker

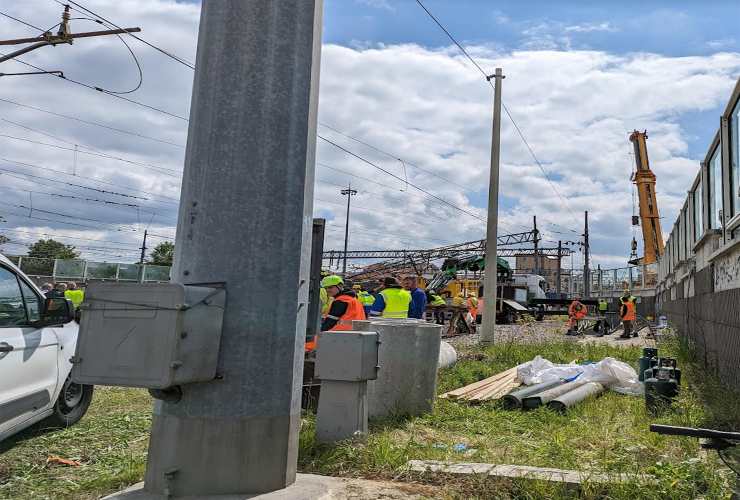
[476,285,484,324]
[466,293,479,326]
[64,282,84,309]
[618,294,637,339]
[53,282,67,299]
[320,275,366,331]
[354,284,376,316]
[402,275,427,319]
[598,298,608,316]
[370,277,411,318]
[427,291,447,325]
[566,296,587,334]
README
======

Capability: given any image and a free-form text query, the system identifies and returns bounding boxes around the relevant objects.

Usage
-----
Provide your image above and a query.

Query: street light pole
[341,183,357,275]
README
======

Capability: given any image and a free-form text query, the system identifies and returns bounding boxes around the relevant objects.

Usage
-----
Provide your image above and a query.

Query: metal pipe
[522,379,586,409]
[502,379,566,410]
[547,382,605,413]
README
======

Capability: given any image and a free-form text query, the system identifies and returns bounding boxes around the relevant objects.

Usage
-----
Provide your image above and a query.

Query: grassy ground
[0,333,737,499]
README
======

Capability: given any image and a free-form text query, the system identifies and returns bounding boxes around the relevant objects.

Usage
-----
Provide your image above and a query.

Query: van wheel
[45,376,94,428]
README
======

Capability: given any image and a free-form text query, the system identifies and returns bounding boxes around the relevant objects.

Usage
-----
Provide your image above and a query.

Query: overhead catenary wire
[319,134,485,222]
[413,0,580,227]
[0,97,184,148]
[55,0,196,69]
[0,10,45,32]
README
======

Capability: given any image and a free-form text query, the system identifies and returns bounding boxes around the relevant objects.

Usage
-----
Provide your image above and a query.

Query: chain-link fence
[6,255,171,283]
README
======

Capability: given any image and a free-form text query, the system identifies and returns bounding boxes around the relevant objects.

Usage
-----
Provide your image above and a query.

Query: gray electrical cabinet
[314,330,379,382]
[71,282,226,389]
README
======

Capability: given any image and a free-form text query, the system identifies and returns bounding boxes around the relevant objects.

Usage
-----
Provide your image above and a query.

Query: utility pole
[341,183,357,275]
[138,230,148,265]
[480,67,504,345]
[583,210,590,297]
[143,1,323,496]
[0,5,141,65]
[532,215,539,276]
[556,240,562,295]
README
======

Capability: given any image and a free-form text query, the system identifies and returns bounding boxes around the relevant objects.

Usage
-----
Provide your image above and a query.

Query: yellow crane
[629,130,665,265]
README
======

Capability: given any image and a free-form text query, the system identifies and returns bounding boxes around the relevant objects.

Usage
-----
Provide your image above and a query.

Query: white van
[0,253,93,442]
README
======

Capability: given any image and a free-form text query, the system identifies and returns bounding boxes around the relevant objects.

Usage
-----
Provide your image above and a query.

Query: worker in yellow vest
[370,277,411,318]
[64,282,84,309]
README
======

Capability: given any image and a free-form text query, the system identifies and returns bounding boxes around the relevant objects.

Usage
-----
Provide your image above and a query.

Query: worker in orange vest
[566,296,587,334]
[618,294,637,339]
[305,275,366,353]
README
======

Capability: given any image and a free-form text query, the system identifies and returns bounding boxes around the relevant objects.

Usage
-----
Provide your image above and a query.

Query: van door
[0,266,58,437]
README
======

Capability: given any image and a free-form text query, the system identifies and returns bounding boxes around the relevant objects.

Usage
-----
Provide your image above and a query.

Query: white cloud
[564,22,617,33]
[0,1,738,275]
[356,0,395,12]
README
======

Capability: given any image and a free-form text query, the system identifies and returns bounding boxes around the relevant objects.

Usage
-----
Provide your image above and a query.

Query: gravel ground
[446,319,566,348]
[446,319,655,350]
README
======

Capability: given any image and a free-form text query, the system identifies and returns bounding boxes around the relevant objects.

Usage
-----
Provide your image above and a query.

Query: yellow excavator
[628,130,665,265]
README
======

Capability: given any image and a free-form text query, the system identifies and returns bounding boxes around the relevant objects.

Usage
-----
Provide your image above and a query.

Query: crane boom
[629,130,665,265]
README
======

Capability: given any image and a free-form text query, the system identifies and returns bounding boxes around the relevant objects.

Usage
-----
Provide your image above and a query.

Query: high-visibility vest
[621,301,636,321]
[64,289,84,308]
[379,288,411,318]
[569,301,586,319]
[467,296,479,318]
[358,291,375,307]
[598,300,608,311]
[430,294,446,307]
[327,295,367,331]
[320,287,330,316]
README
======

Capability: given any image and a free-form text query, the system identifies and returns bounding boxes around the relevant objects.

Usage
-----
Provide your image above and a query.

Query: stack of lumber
[439,366,521,403]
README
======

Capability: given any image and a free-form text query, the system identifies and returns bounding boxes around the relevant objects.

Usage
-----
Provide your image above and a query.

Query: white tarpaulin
[516,356,643,396]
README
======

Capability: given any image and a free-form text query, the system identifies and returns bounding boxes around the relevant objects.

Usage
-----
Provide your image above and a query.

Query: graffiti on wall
[713,247,740,292]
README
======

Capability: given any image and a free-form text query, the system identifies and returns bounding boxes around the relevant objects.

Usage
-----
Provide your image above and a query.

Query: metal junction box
[72,282,226,389]
[315,330,379,382]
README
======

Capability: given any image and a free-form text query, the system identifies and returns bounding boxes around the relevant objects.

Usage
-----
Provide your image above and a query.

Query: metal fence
[6,255,171,283]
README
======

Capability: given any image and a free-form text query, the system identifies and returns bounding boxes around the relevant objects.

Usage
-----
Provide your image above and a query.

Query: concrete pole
[532,215,539,276]
[556,240,562,295]
[583,210,590,297]
[480,68,503,345]
[144,1,323,496]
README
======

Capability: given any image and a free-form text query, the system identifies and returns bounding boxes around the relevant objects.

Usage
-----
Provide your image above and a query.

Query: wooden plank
[440,366,518,399]
[407,460,654,485]
[469,378,520,402]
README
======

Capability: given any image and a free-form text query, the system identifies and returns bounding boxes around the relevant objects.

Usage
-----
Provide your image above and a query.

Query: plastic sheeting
[438,341,458,369]
[516,355,643,396]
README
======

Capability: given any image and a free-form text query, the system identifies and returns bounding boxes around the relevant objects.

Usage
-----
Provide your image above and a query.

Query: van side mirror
[40,297,76,326]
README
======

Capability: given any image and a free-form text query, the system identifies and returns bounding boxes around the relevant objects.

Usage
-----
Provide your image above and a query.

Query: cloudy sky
[0,0,739,273]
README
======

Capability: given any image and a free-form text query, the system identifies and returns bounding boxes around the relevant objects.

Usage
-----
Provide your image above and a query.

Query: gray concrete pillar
[144,1,323,496]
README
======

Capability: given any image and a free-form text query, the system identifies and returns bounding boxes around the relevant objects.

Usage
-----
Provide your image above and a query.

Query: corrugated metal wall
[661,267,740,389]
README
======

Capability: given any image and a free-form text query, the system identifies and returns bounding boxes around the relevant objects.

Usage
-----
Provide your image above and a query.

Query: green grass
[1,335,737,499]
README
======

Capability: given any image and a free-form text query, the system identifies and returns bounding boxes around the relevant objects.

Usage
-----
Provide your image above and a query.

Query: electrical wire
[319,122,470,191]
[0,132,181,177]
[54,0,196,69]
[2,54,188,121]
[414,0,579,226]
[319,134,485,222]
[0,10,45,32]
[0,97,184,147]
[0,228,141,247]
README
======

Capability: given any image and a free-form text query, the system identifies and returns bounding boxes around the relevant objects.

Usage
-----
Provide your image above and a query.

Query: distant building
[515,255,561,291]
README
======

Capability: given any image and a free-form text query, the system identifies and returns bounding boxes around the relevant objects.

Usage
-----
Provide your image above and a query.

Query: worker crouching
[566,296,587,335]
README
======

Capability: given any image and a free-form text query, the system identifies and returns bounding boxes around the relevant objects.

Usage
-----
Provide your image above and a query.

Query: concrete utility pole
[556,240,562,295]
[341,183,357,275]
[480,67,504,345]
[583,210,591,297]
[143,1,323,497]
[138,229,148,265]
[532,215,539,276]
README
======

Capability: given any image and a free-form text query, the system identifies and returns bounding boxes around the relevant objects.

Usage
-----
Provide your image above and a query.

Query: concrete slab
[103,474,432,499]
[408,460,653,485]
